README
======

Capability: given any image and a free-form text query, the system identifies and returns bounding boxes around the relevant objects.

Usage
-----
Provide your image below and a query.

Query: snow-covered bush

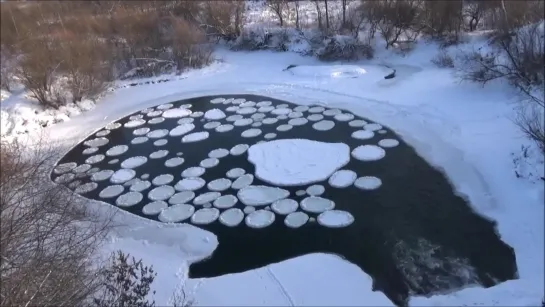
[232,26,292,51]
[314,35,374,61]
[431,49,455,68]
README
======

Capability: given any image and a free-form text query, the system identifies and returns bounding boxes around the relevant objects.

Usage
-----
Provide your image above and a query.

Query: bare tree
[1,137,113,306]
[266,0,287,26]
[313,0,323,29]
[463,0,487,31]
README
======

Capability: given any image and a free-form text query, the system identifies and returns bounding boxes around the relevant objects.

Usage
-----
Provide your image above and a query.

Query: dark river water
[51,94,518,306]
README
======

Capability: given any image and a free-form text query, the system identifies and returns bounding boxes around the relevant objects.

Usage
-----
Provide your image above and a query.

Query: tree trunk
[295,2,300,29]
[325,0,329,30]
[342,0,346,27]
[315,1,322,29]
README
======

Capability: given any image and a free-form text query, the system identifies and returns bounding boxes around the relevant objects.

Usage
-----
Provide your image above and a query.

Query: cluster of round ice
[52,96,401,230]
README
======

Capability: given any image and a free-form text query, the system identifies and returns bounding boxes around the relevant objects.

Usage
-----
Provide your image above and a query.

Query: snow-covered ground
[3,1,543,304]
[37,39,545,306]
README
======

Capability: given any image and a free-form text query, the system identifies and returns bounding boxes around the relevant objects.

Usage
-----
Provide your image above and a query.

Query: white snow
[131,136,148,144]
[152,174,174,186]
[210,97,226,104]
[200,157,219,168]
[124,119,146,128]
[91,169,114,182]
[241,128,262,138]
[142,200,168,215]
[190,111,204,118]
[162,108,191,118]
[207,178,232,192]
[237,185,290,206]
[245,209,276,228]
[54,162,77,174]
[378,139,400,148]
[116,191,143,207]
[271,198,299,215]
[236,107,257,115]
[204,109,226,120]
[276,124,293,131]
[149,150,169,159]
[262,117,278,124]
[351,145,386,161]
[182,131,209,143]
[300,196,335,213]
[110,169,136,184]
[169,123,195,137]
[177,117,194,124]
[148,117,165,124]
[264,133,277,139]
[307,114,324,121]
[106,145,129,156]
[84,137,109,147]
[130,180,151,192]
[148,185,175,201]
[352,130,375,140]
[168,191,196,205]
[175,177,206,191]
[284,211,309,228]
[165,157,185,167]
[226,114,243,121]
[306,184,325,196]
[308,106,325,113]
[209,148,230,158]
[230,144,249,155]
[288,118,308,126]
[219,208,245,227]
[349,120,367,127]
[317,210,355,228]
[323,109,341,116]
[289,65,390,79]
[213,195,238,209]
[243,206,256,214]
[334,113,355,121]
[204,121,221,129]
[354,176,383,190]
[154,139,167,146]
[329,170,358,188]
[215,124,234,132]
[312,120,335,131]
[248,139,350,186]
[99,185,125,198]
[193,192,221,205]
[259,106,275,113]
[83,147,99,155]
[231,174,254,190]
[121,156,148,169]
[74,182,98,194]
[158,204,195,223]
[191,208,220,225]
[364,123,382,131]
[73,163,91,173]
[234,118,253,126]
[271,108,291,115]
[147,129,169,139]
[181,167,205,178]
[95,130,110,137]
[296,189,307,196]
[226,168,246,179]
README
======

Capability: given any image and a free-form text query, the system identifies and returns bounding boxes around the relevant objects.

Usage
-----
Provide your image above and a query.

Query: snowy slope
[44,41,544,306]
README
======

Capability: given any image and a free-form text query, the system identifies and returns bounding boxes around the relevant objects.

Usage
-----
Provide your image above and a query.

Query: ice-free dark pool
[50,95,518,306]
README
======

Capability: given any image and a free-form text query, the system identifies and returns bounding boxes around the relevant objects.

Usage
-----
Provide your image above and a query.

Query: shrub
[232,27,291,51]
[0,138,112,306]
[93,251,157,307]
[431,50,455,68]
[314,35,374,61]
